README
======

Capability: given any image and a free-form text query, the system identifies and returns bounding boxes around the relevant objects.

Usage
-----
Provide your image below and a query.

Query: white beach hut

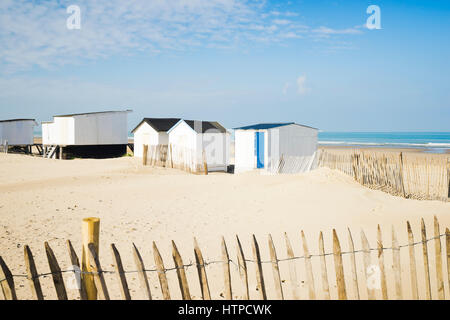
[0,119,37,153]
[131,118,181,158]
[168,119,230,172]
[42,110,132,159]
[234,122,318,173]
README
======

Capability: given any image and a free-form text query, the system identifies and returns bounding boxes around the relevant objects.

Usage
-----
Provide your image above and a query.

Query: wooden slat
[347,228,360,300]
[407,221,419,299]
[361,230,375,300]
[377,226,388,300]
[391,226,402,300]
[284,233,299,300]
[44,242,68,300]
[152,242,170,300]
[172,240,191,300]
[446,228,450,294]
[193,238,211,300]
[111,244,131,300]
[251,235,267,300]
[221,237,232,300]
[132,243,152,300]
[433,216,445,299]
[333,229,347,300]
[236,235,249,300]
[268,234,284,300]
[301,230,315,300]
[421,218,432,299]
[87,243,110,300]
[24,245,44,300]
[0,256,17,300]
[66,240,87,300]
[319,231,330,300]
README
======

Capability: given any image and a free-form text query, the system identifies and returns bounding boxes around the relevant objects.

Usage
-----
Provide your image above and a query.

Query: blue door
[255,132,265,168]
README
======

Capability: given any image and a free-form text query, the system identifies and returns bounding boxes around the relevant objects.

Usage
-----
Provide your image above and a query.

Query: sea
[318,132,450,153]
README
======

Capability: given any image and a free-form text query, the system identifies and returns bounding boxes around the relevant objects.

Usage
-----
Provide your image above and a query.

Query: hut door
[255,132,265,168]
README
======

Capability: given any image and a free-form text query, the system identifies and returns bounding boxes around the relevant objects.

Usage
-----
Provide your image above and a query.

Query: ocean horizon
[33,129,450,153]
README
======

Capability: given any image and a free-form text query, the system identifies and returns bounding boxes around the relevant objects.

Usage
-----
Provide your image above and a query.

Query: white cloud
[296,75,310,95]
[312,26,363,36]
[0,1,365,73]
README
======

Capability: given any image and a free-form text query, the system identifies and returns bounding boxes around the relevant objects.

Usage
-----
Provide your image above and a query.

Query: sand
[0,153,449,300]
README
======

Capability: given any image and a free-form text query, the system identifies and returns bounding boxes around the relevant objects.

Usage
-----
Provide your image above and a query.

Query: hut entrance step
[43,145,59,159]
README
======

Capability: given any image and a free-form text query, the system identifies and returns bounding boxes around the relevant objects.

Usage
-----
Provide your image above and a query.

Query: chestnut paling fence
[316,149,450,201]
[142,144,208,174]
[0,217,449,300]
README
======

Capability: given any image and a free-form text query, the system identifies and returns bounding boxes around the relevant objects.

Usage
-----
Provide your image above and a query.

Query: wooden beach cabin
[131,118,181,158]
[234,122,318,173]
[168,119,230,172]
[41,110,132,159]
[0,119,37,153]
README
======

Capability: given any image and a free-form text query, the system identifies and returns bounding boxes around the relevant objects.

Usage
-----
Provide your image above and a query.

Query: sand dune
[0,153,449,300]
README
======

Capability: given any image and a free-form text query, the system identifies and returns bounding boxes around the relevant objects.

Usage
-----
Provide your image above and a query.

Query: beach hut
[0,119,37,153]
[42,110,132,159]
[168,119,230,172]
[234,122,318,173]
[131,118,181,158]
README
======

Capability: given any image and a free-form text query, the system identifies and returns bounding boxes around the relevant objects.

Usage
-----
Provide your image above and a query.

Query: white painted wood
[0,120,36,146]
[42,111,129,146]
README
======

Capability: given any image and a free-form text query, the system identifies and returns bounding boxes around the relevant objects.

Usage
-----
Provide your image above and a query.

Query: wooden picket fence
[316,149,450,201]
[142,144,207,174]
[1,216,449,300]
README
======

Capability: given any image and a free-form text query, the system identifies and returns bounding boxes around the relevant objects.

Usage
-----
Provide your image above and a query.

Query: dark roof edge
[53,110,132,118]
[0,119,37,123]
[233,122,318,130]
[131,118,181,133]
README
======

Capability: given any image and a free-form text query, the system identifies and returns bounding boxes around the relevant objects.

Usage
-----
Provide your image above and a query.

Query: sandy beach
[0,152,449,300]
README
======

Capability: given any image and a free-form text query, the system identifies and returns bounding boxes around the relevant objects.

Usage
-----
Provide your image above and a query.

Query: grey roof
[184,120,227,133]
[234,122,318,130]
[131,118,181,133]
[0,119,36,123]
[53,110,132,118]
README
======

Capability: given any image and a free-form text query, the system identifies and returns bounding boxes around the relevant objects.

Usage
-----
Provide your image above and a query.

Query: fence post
[347,228,360,300]
[391,226,402,300]
[24,245,44,300]
[319,231,331,300]
[332,229,347,300]
[377,226,388,300]
[301,230,315,300]
[132,243,152,300]
[172,241,191,300]
[268,234,284,300]
[111,244,131,300]
[236,235,249,300]
[361,230,375,300]
[434,216,445,299]
[407,221,419,299]
[153,242,170,300]
[194,238,211,300]
[421,219,432,300]
[284,233,300,300]
[45,242,68,300]
[81,217,100,300]
[66,240,87,300]
[446,228,450,292]
[221,237,232,300]
[87,243,110,300]
[251,235,267,300]
[143,144,148,166]
[0,256,17,300]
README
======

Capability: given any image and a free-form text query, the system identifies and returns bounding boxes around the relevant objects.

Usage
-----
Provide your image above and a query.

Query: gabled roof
[167,119,228,134]
[53,110,132,118]
[131,118,181,133]
[0,119,36,123]
[233,122,318,130]
[184,120,227,133]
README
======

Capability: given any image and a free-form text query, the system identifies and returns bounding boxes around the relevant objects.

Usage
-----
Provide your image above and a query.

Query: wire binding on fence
[1,233,446,285]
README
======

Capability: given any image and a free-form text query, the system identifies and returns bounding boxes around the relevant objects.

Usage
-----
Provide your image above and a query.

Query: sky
[0,0,449,131]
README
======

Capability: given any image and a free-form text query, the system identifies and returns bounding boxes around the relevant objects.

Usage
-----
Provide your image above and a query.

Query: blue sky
[0,0,449,131]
